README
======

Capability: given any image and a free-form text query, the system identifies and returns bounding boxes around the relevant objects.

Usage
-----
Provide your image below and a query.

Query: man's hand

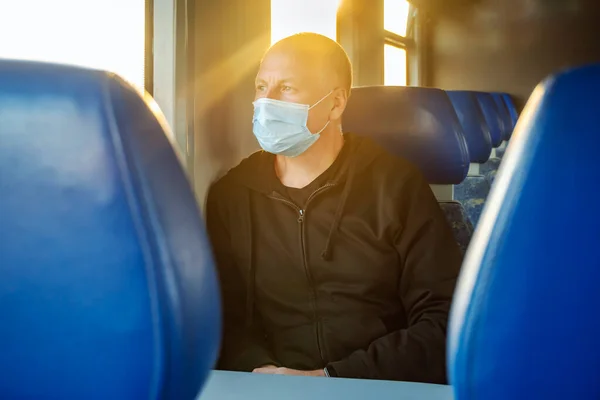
[252,364,278,373]
[253,366,325,377]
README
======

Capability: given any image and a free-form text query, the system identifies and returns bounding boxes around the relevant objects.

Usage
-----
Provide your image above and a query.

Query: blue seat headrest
[501,92,519,129]
[448,63,600,399]
[473,92,504,147]
[343,86,469,184]
[492,92,513,141]
[0,60,221,399]
[447,91,493,163]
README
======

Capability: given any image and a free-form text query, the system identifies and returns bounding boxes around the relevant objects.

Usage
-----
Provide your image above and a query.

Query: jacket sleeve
[327,169,462,383]
[205,183,279,371]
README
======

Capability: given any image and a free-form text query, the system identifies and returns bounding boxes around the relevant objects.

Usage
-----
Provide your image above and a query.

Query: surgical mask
[252,90,333,157]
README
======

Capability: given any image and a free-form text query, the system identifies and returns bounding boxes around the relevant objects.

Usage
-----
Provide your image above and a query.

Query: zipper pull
[298,209,304,223]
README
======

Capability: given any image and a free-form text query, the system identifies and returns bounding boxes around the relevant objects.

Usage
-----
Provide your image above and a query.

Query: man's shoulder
[350,133,423,185]
[208,150,267,200]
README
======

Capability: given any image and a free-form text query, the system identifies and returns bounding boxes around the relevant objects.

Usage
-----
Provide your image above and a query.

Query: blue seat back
[501,93,519,127]
[448,64,600,399]
[343,85,472,253]
[344,86,469,184]
[447,91,493,225]
[473,92,504,147]
[491,93,513,141]
[0,60,221,399]
[447,91,493,163]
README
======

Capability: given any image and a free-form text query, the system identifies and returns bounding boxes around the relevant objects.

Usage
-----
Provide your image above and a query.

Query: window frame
[145,0,154,94]
[383,2,415,86]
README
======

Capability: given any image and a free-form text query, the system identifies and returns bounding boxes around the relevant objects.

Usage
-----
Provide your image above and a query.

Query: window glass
[384,0,410,37]
[384,44,407,86]
[0,0,146,90]
[271,0,341,44]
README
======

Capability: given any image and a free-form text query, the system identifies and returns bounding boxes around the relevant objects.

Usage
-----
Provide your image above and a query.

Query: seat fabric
[454,176,490,226]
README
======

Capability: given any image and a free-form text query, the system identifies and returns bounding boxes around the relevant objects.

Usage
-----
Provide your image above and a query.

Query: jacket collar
[226,133,384,195]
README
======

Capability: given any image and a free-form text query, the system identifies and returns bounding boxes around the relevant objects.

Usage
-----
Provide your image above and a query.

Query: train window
[0,0,146,91]
[384,0,410,37]
[271,0,341,44]
[383,0,412,86]
[384,44,407,86]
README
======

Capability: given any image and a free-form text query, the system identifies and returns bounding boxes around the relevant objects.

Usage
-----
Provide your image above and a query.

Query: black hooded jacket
[206,133,462,383]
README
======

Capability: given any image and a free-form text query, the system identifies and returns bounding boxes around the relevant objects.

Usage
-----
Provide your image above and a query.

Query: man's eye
[256,85,266,91]
[281,86,293,92]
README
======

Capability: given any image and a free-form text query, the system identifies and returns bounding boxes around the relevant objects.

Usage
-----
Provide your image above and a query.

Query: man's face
[255,46,334,134]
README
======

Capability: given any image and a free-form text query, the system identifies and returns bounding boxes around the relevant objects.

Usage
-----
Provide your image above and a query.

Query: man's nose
[264,87,281,101]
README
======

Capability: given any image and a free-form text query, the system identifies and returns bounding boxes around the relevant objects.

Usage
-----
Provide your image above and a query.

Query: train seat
[470,92,504,185]
[474,92,504,187]
[447,91,493,163]
[453,174,490,226]
[447,90,494,225]
[501,92,519,128]
[492,92,513,142]
[495,93,520,159]
[448,63,600,399]
[343,85,473,255]
[490,93,514,159]
[473,92,504,148]
[0,60,221,399]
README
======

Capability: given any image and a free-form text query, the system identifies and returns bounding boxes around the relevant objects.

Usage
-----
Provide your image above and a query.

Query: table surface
[197,371,455,400]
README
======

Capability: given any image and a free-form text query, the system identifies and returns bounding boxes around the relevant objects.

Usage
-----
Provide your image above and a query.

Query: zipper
[268,183,335,364]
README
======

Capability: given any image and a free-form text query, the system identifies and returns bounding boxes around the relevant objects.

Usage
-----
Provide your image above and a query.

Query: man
[206,33,462,383]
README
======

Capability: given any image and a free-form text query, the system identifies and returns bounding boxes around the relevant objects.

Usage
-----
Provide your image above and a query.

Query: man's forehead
[257,47,330,83]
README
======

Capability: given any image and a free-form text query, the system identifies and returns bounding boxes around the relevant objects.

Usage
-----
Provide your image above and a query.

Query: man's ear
[329,88,349,121]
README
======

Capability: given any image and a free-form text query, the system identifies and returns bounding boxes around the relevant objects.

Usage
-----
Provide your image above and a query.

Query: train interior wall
[428,0,600,109]
[190,0,271,206]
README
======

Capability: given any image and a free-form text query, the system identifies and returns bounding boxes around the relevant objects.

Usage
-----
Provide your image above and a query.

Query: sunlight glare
[384,44,407,86]
[384,0,410,37]
[0,0,145,90]
[271,0,342,44]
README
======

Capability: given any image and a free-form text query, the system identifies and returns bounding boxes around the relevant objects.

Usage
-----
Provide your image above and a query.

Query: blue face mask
[252,91,333,157]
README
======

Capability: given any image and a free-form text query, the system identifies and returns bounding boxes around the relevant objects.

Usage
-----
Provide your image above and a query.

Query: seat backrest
[491,93,513,141]
[447,91,493,226]
[501,92,519,127]
[344,86,469,184]
[448,63,600,400]
[473,92,504,147]
[0,60,221,399]
[343,86,472,253]
[447,90,493,164]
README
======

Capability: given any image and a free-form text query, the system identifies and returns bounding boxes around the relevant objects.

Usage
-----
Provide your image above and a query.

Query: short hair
[269,33,353,93]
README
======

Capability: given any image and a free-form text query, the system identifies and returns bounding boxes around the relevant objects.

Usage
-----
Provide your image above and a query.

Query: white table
[198,371,454,400]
